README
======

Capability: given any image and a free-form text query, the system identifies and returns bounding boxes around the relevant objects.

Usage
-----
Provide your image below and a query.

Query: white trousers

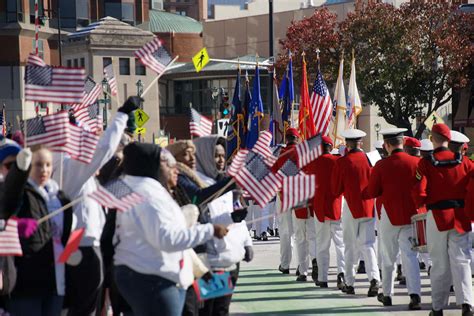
[426,211,473,310]
[379,209,421,297]
[292,212,317,275]
[376,216,383,269]
[249,203,272,235]
[342,209,380,286]
[315,219,345,282]
[277,200,294,270]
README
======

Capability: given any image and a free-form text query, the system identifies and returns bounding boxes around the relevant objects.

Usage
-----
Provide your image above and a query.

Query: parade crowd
[0,95,472,316]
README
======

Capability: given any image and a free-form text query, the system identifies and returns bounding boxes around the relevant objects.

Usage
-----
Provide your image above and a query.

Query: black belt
[427,199,464,210]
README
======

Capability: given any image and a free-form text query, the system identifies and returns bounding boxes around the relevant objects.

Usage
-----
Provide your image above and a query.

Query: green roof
[142,10,203,34]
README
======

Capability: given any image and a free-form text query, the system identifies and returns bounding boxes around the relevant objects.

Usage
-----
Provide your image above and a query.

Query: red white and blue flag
[89,179,146,212]
[22,111,70,147]
[311,69,332,136]
[295,134,323,168]
[134,37,172,75]
[72,76,102,111]
[74,103,102,133]
[281,175,316,213]
[103,64,118,96]
[190,108,212,137]
[0,217,23,256]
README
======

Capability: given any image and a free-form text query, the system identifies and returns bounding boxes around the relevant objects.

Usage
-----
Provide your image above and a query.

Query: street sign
[134,109,149,128]
[192,48,210,73]
[217,119,230,137]
[136,127,146,136]
[424,111,444,130]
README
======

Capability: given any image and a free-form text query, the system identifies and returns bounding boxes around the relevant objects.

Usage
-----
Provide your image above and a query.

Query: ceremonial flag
[134,37,172,75]
[347,56,362,129]
[21,111,70,147]
[0,217,23,256]
[27,53,46,67]
[295,134,323,168]
[298,56,316,140]
[281,175,316,213]
[25,64,85,104]
[103,63,118,96]
[74,103,102,132]
[280,51,294,133]
[0,105,6,137]
[226,70,244,159]
[190,108,213,137]
[270,72,283,145]
[72,77,102,111]
[241,71,252,148]
[232,152,280,207]
[330,58,346,147]
[311,63,333,136]
[246,65,264,149]
[89,179,145,212]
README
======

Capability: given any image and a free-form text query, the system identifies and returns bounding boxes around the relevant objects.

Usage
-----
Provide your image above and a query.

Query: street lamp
[136,79,144,109]
[374,123,381,140]
[101,78,110,129]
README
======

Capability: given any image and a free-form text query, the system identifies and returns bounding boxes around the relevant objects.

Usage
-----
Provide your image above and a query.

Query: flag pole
[236,59,241,150]
[141,55,179,99]
[255,54,261,134]
[302,51,307,140]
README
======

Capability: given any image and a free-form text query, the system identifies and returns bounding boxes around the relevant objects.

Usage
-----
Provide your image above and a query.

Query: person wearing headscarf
[193,136,226,185]
[113,143,228,316]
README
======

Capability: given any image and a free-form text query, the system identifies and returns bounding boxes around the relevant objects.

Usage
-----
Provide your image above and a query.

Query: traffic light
[220,93,231,118]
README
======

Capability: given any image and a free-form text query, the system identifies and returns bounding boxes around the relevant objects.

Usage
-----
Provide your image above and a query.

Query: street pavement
[230,237,465,315]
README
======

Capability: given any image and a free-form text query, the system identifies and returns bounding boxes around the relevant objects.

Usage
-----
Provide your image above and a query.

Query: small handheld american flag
[281,175,316,213]
[71,76,102,112]
[103,64,118,96]
[189,108,213,137]
[21,111,70,148]
[74,103,102,133]
[0,218,23,256]
[295,134,323,168]
[89,179,146,212]
[134,37,172,75]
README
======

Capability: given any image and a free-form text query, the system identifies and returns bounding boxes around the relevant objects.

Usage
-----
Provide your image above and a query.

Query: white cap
[379,128,407,139]
[420,139,434,151]
[373,140,384,150]
[341,129,366,140]
[450,131,470,144]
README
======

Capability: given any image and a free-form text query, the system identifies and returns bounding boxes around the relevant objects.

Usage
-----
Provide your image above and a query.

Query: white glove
[16,148,32,171]
[181,204,199,228]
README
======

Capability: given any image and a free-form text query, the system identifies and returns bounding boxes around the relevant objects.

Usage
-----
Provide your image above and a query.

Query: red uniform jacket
[272,144,312,219]
[304,153,342,223]
[466,171,474,221]
[414,148,473,233]
[363,150,420,226]
[331,149,374,219]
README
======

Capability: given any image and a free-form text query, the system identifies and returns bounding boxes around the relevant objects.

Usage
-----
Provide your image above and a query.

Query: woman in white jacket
[113,143,228,316]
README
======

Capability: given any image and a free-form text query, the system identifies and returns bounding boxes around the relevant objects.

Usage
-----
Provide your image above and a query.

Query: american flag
[276,158,303,181]
[295,134,323,168]
[74,103,102,132]
[0,218,23,256]
[21,111,70,148]
[103,64,118,96]
[281,175,316,213]
[71,77,102,111]
[232,152,281,207]
[190,108,213,137]
[227,149,249,177]
[27,53,46,67]
[89,179,146,212]
[311,69,333,136]
[57,123,100,164]
[252,131,273,159]
[0,105,6,137]
[25,65,86,104]
[134,37,172,75]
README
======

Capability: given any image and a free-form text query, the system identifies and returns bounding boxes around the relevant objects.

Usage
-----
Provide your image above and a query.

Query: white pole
[141,56,180,99]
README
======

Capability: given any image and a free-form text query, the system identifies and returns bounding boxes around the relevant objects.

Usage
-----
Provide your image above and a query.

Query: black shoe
[408,294,421,310]
[311,258,318,282]
[462,304,473,316]
[278,265,290,274]
[261,232,268,241]
[450,285,454,293]
[267,227,274,236]
[419,262,426,270]
[296,266,300,276]
[395,264,403,281]
[296,275,307,282]
[344,285,355,294]
[368,279,379,297]
[275,228,279,238]
[399,276,406,286]
[379,269,383,281]
[377,293,392,306]
[357,260,366,274]
[336,273,345,290]
[429,309,443,316]
[316,281,328,288]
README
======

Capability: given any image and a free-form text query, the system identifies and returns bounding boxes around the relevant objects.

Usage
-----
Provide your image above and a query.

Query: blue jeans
[7,295,64,316]
[114,265,186,316]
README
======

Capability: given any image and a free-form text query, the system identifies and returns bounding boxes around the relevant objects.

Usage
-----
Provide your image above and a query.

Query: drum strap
[428,199,465,210]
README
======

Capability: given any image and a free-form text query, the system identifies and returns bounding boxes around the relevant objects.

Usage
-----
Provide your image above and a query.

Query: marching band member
[363,128,421,310]
[414,124,473,316]
[331,129,380,296]
[304,136,345,289]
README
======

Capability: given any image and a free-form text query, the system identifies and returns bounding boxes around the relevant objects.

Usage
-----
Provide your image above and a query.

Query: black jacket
[12,175,73,297]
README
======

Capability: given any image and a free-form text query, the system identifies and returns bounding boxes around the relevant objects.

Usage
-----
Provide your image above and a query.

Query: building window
[119,58,130,75]
[103,57,112,68]
[29,0,43,24]
[151,0,164,10]
[104,1,135,25]
[73,59,79,67]
[5,0,24,23]
[67,60,72,67]
[135,58,146,76]
[80,57,85,68]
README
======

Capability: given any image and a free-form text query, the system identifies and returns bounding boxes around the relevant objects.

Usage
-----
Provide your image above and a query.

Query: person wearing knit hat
[404,137,421,158]
[414,124,474,315]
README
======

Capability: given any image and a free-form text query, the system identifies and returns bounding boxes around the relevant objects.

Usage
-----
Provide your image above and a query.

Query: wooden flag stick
[141,56,179,99]
[16,116,27,148]
[38,196,85,225]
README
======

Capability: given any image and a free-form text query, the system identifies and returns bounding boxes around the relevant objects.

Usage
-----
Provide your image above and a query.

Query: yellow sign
[192,48,210,73]
[136,127,146,136]
[424,111,444,130]
[134,109,150,128]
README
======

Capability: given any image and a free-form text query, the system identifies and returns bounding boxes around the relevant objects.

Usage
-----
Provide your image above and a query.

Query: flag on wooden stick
[281,175,316,213]
[89,179,146,212]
